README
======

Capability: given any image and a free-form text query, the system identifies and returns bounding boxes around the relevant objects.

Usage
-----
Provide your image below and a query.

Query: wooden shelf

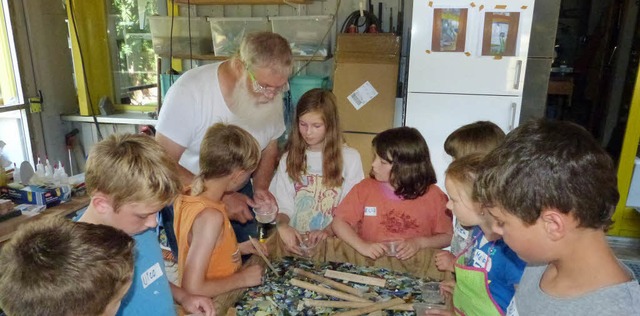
[174,0,311,4]
[166,53,331,62]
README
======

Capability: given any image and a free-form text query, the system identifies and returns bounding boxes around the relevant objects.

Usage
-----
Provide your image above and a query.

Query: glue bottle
[35,157,45,178]
[44,157,53,179]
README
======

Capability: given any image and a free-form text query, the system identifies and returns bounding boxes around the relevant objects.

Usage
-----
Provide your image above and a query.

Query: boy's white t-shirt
[156,62,285,175]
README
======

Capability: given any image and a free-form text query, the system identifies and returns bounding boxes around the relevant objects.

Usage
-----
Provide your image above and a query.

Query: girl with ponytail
[174,123,266,297]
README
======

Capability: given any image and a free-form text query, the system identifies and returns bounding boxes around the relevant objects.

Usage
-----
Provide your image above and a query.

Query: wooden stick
[303,299,414,311]
[332,298,405,316]
[290,278,371,303]
[248,236,277,274]
[324,270,386,287]
[293,268,366,297]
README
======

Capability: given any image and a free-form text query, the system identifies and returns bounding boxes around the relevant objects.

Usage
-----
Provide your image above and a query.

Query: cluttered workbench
[210,234,453,315]
[0,195,90,245]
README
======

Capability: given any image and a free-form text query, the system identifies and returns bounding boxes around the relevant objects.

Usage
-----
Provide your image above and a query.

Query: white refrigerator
[406,0,536,188]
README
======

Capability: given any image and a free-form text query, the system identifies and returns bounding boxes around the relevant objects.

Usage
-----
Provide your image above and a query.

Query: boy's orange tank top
[174,192,241,282]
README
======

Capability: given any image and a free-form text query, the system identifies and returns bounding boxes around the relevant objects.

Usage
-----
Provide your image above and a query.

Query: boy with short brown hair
[78,133,214,316]
[0,216,134,316]
[475,119,640,315]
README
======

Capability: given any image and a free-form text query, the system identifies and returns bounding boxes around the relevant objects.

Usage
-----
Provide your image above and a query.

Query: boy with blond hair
[0,216,134,316]
[78,133,214,316]
[475,119,640,315]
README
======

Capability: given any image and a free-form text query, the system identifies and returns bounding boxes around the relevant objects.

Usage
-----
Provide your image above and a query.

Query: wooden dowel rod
[290,278,371,303]
[293,268,365,297]
[324,270,386,287]
[248,236,277,274]
[332,298,405,316]
[303,299,414,311]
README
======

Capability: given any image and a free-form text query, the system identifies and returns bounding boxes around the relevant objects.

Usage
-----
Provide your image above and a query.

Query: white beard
[228,74,284,132]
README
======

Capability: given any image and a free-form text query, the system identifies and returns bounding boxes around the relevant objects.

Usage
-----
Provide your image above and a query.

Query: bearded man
[155,32,292,255]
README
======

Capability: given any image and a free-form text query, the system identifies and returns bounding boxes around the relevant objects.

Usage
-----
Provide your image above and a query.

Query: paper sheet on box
[347,81,378,110]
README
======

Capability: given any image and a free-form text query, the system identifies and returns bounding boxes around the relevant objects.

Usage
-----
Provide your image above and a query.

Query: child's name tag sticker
[347,81,379,110]
[454,224,469,239]
[141,262,164,289]
[472,249,490,270]
[364,206,377,216]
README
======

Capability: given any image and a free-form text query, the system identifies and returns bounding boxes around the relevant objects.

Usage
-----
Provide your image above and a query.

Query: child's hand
[434,250,456,272]
[439,280,455,300]
[424,309,452,316]
[240,264,264,288]
[395,238,421,260]
[277,224,303,256]
[356,242,387,259]
[307,229,328,245]
[180,294,216,316]
[238,240,268,256]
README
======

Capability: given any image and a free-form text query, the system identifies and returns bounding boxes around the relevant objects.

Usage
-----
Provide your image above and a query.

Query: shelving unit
[174,0,311,4]
[166,53,331,61]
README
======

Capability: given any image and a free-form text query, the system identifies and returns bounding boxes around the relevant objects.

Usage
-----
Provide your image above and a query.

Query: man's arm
[156,132,195,187]
[251,140,279,204]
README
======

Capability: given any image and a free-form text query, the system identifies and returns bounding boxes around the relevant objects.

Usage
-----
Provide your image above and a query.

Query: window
[109,0,159,105]
[0,0,32,170]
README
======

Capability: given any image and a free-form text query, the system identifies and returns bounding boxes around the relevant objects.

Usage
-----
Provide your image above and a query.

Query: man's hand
[252,188,276,206]
[222,192,253,223]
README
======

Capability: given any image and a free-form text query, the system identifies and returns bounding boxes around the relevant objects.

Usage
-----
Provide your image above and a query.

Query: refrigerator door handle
[513,60,523,90]
[509,102,517,131]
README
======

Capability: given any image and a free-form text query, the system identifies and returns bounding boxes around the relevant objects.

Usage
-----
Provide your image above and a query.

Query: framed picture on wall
[482,12,520,56]
[432,8,468,52]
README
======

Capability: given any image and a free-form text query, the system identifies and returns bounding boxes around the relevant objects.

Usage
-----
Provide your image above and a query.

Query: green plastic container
[289,75,329,107]
[160,73,182,99]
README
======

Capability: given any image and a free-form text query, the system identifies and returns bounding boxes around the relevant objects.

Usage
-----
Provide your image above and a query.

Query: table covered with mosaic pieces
[233,256,445,315]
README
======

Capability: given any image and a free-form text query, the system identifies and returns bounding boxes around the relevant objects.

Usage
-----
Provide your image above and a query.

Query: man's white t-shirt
[156,62,285,175]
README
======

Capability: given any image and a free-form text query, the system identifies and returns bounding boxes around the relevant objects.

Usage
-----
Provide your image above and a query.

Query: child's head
[444,121,506,160]
[193,123,261,195]
[475,119,619,262]
[0,217,134,316]
[85,133,181,235]
[445,153,485,227]
[286,88,344,187]
[371,127,437,199]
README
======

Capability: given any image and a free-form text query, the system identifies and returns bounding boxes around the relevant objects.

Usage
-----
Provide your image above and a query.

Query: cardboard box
[344,132,376,174]
[0,185,62,208]
[333,34,401,134]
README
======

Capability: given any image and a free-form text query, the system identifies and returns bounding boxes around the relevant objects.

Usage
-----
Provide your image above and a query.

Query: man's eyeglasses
[246,67,289,96]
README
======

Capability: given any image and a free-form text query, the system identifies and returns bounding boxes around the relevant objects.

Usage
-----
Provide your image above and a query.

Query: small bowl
[414,303,448,314]
[421,282,445,304]
[253,203,277,223]
[299,235,318,257]
[383,240,401,256]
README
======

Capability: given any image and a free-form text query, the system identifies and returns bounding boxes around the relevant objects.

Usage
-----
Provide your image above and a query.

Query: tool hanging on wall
[340,10,380,33]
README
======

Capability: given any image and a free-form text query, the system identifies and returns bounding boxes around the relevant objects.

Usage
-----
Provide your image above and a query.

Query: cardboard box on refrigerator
[333,34,401,134]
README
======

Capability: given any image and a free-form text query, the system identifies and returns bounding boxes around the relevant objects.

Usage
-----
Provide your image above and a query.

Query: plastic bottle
[44,157,53,179]
[12,162,20,184]
[56,161,69,184]
[35,157,45,178]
